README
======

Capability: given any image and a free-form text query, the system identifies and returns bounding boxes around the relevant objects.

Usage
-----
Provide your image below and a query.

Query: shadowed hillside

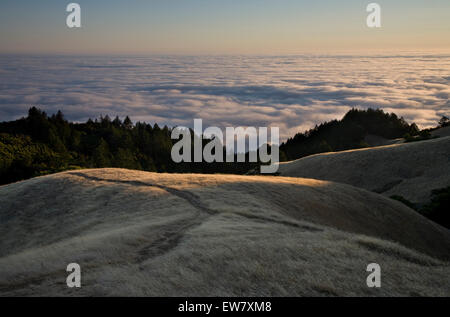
[278,136,450,206]
[0,169,449,296]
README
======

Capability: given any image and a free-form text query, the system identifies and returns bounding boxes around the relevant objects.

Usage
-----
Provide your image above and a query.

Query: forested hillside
[280,108,421,161]
[0,107,257,185]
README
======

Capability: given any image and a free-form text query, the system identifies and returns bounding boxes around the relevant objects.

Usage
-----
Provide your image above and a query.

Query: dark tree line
[0,107,261,185]
[0,107,440,185]
[280,108,420,161]
[391,186,450,230]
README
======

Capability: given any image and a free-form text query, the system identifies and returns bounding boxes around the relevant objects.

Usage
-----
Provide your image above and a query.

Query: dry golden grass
[278,136,450,204]
[0,169,449,296]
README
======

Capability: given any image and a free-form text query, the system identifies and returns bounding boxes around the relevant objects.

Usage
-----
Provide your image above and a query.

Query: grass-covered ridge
[1,169,449,296]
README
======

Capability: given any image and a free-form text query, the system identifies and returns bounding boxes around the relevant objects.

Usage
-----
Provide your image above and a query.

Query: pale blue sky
[1,0,449,54]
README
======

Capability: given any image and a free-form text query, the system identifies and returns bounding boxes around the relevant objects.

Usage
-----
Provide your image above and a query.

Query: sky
[1,0,449,54]
[0,1,449,141]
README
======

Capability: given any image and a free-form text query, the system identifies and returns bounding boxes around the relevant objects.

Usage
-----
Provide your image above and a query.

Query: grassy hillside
[0,169,449,296]
[279,136,450,204]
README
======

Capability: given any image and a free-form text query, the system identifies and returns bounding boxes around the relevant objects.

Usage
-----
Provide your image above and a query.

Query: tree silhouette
[439,116,449,128]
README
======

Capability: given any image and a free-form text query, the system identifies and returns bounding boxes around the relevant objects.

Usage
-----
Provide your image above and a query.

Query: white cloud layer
[0,54,449,140]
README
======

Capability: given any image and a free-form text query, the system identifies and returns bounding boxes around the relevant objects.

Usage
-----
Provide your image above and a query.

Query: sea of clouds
[0,54,448,140]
